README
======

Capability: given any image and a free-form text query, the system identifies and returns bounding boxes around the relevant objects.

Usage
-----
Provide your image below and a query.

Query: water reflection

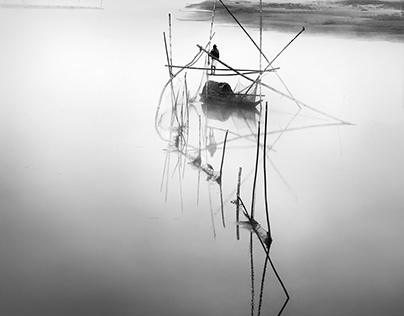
[155,2,355,315]
[156,80,295,314]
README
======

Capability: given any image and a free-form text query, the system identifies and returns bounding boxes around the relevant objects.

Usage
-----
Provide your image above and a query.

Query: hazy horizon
[1,1,403,315]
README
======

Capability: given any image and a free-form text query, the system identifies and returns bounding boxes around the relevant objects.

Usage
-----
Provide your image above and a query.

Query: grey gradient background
[1,1,404,315]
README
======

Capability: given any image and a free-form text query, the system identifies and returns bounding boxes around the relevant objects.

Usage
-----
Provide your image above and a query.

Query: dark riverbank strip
[183,1,404,40]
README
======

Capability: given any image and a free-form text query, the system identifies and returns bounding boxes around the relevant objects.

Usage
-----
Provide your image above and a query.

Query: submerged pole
[236,167,242,240]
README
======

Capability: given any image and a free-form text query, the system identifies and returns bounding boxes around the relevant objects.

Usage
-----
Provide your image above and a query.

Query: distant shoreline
[183,1,404,40]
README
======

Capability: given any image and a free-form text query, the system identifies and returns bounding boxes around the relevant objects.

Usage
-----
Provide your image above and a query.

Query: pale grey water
[1,1,404,316]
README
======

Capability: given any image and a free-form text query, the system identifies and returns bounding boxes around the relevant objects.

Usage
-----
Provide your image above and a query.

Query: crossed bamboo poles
[157,1,354,315]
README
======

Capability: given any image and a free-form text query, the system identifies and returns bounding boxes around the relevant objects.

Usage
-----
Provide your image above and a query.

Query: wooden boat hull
[200,80,260,108]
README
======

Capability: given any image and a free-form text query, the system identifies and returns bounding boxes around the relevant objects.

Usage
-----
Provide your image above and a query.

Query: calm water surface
[0,1,403,315]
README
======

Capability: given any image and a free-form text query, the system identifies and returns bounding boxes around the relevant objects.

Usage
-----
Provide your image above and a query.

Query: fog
[0,1,403,315]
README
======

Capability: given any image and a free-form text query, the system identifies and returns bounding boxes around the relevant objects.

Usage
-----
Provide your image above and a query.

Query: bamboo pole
[262,81,351,124]
[267,27,305,69]
[163,32,176,114]
[208,182,217,239]
[196,43,351,125]
[247,27,306,103]
[238,197,290,315]
[183,73,190,157]
[218,0,270,65]
[220,180,225,228]
[163,32,172,78]
[263,101,272,247]
[165,152,171,203]
[259,0,263,107]
[219,130,229,228]
[208,71,273,77]
[165,65,279,73]
[257,256,269,316]
[198,115,202,162]
[160,151,169,193]
[206,0,217,82]
[269,109,300,150]
[196,115,202,205]
[236,167,242,240]
[251,121,261,219]
[156,46,205,141]
[178,155,184,213]
[168,13,173,73]
[219,130,229,178]
[250,232,255,316]
[197,45,258,83]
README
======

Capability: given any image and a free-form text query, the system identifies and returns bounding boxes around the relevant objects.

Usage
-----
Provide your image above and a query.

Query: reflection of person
[207,127,217,157]
[210,44,220,74]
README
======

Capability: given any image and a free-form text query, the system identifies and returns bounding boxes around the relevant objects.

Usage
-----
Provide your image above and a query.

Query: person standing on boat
[209,44,220,75]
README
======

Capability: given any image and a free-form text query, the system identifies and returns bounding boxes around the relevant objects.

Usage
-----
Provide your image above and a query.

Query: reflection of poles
[196,116,202,204]
[160,152,171,203]
[177,154,184,213]
[182,73,190,160]
[219,130,228,227]
[269,108,301,150]
[250,233,255,316]
[236,167,242,240]
[238,197,290,316]
[156,45,206,141]
[208,182,217,239]
[257,255,270,316]
[267,155,298,201]
[248,228,270,316]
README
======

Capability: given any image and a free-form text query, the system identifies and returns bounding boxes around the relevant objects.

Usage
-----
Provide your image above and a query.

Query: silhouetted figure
[210,44,220,75]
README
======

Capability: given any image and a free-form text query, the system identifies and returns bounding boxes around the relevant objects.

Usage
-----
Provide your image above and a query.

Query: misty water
[1,1,404,316]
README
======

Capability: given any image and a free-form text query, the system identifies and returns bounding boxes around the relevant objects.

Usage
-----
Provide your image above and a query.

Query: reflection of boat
[200,80,261,107]
[201,97,259,123]
[157,2,305,314]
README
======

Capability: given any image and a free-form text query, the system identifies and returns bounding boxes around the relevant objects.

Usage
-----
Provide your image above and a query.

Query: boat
[200,80,261,107]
